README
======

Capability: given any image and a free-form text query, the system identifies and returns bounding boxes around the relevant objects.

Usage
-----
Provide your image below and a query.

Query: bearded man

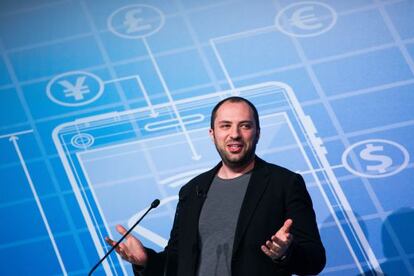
[106,96,326,276]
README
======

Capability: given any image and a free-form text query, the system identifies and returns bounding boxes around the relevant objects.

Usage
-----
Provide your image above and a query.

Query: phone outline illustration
[52,81,380,275]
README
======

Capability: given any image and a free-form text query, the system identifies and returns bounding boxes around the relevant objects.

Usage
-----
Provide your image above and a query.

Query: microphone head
[151,199,160,208]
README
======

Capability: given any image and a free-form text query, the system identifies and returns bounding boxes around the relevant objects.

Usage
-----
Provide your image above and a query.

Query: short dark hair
[210,96,260,130]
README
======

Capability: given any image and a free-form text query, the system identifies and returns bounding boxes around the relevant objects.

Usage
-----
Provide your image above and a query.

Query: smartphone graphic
[53,82,379,275]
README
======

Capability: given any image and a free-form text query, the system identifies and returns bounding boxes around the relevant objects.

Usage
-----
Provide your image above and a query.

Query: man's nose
[229,126,241,139]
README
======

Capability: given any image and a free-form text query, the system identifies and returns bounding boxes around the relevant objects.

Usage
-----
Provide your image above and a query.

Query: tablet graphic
[53,82,379,275]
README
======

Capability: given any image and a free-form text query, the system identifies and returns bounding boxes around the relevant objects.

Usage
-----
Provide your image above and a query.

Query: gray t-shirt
[197,172,251,276]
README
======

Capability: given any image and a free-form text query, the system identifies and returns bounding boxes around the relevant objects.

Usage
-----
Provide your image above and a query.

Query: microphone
[88,199,160,275]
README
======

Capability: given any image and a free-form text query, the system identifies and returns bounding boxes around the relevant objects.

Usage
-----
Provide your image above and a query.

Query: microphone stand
[88,199,160,275]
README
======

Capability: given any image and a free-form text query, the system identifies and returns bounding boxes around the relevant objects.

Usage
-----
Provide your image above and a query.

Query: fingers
[105,225,147,265]
[267,240,280,253]
[105,237,122,253]
[261,239,288,260]
[272,219,293,245]
[116,224,128,236]
[261,244,274,259]
[271,232,292,244]
[118,242,131,258]
[105,237,131,261]
[261,220,294,261]
[261,240,282,260]
[105,237,116,247]
[280,219,293,234]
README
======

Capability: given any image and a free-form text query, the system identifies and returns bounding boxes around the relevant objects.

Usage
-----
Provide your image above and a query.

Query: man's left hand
[261,219,293,261]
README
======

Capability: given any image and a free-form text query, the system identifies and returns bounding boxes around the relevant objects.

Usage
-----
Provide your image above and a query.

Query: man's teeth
[229,145,241,148]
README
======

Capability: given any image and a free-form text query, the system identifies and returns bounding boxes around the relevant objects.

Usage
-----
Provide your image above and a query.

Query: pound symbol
[108,4,165,39]
[124,9,152,33]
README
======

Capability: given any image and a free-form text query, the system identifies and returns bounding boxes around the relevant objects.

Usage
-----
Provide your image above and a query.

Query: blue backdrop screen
[1,0,413,275]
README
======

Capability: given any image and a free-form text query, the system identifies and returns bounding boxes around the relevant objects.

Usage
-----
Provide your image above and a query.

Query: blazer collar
[191,157,270,255]
[232,156,270,254]
[195,156,267,197]
[195,160,222,198]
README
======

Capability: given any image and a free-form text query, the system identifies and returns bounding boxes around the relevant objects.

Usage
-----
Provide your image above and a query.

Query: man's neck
[217,158,255,179]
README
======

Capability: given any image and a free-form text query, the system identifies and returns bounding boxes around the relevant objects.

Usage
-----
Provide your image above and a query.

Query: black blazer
[136,157,325,275]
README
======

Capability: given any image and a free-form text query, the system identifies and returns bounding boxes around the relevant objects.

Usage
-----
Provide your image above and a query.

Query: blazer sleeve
[133,186,188,276]
[279,173,326,275]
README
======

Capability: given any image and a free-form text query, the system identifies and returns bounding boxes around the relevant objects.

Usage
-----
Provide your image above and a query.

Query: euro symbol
[123,8,152,34]
[289,6,323,30]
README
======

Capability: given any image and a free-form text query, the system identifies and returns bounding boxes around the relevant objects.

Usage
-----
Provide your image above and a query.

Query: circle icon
[46,71,104,107]
[71,133,95,149]
[275,1,337,37]
[342,139,409,178]
[108,4,165,39]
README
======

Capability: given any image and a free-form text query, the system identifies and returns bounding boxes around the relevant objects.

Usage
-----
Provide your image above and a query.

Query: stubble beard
[214,139,257,170]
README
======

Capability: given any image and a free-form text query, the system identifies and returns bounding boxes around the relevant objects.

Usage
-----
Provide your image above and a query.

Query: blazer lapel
[180,161,222,275]
[232,157,270,254]
[193,161,222,208]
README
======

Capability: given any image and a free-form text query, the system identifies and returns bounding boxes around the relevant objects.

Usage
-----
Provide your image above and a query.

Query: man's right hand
[105,225,148,266]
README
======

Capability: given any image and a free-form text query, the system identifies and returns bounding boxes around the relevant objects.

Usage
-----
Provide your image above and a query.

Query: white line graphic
[9,136,68,276]
[210,25,278,95]
[0,129,34,139]
[159,168,210,188]
[287,81,382,273]
[105,75,159,117]
[142,37,202,160]
[144,114,204,132]
[52,81,385,274]
[128,196,179,247]
[55,133,114,275]
[297,164,345,175]
[210,38,237,94]
[209,16,383,271]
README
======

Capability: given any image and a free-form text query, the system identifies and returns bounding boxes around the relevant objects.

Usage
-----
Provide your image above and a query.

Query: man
[106,97,326,275]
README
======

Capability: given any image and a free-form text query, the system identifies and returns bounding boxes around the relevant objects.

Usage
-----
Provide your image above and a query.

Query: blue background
[1,0,413,275]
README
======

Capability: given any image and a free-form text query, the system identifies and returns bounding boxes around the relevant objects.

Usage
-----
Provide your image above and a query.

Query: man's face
[209,101,260,169]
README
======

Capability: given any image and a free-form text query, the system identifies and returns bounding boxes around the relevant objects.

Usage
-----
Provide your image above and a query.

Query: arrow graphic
[142,37,201,160]
[104,75,159,117]
[9,136,68,276]
[134,75,159,118]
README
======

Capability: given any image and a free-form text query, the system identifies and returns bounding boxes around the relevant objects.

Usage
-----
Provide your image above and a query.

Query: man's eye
[220,124,230,128]
[241,124,252,129]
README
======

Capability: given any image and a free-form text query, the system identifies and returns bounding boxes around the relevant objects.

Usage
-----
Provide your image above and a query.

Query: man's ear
[209,128,214,141]
[255,129,260,144]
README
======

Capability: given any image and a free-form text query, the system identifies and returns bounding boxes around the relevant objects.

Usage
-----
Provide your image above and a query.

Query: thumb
[281,219,293,234]
[116,224,128,236]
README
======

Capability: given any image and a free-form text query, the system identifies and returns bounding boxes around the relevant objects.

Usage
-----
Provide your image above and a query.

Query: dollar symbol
[359,144,393,173]
[123,9,152,33]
